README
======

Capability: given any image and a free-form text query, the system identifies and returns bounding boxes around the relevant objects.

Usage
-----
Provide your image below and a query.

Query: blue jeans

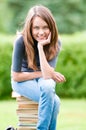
[11,77,60,130]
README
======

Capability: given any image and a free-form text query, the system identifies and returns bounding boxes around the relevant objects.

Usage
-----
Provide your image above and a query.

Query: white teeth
[38,37,46,39]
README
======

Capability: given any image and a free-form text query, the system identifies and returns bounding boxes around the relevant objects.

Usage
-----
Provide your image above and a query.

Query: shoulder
[13,35,25,53]
[14,35,25,48]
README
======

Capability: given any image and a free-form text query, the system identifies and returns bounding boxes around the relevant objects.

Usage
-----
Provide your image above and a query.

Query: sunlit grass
[0,100,17,130]
[0,99,86,130]
[57,99,86,130]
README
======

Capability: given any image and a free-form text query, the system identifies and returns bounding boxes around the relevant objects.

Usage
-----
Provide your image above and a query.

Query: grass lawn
[0,99,86,130]
[57,99,86,130]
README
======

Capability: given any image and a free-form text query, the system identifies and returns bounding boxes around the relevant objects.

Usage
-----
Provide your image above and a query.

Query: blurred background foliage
[55,32,86,98]
[0,0,86,99]
[0,0,86,34]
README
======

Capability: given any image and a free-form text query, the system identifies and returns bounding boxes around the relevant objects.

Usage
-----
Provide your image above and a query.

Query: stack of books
[13,93,38,130]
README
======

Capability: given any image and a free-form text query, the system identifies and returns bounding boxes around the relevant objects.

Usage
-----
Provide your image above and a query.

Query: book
[16,96,38,103]
[14,95,38,130]
[18,117,38,124]
[18,103,38,109]
[17,126,36,130]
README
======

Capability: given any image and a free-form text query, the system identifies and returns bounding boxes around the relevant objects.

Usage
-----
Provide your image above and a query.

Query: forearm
[38,44,54,79]
[11,71,42,82]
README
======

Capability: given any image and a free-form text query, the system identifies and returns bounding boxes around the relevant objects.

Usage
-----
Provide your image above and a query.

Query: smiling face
[32,16,50,42]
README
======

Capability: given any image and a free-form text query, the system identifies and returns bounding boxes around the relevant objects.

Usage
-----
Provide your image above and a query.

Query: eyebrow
[32,25,49,28]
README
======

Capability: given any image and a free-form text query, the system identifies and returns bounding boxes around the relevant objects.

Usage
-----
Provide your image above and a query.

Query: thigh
[38,78,56,91]
[11,79,40,102]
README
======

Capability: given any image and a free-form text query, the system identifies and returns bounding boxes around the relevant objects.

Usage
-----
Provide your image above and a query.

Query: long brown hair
[22,5,58,70]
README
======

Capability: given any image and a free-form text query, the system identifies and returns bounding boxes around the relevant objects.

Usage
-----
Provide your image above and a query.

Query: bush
[0,34,13,99]
[55,32,86,98]
[0,32,86,99]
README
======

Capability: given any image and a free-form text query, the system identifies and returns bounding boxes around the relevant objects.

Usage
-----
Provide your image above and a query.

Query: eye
[43,26,49,29]
[33,26,39,30]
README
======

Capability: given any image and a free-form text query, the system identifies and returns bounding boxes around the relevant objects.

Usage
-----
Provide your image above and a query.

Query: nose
[39,29,44,35]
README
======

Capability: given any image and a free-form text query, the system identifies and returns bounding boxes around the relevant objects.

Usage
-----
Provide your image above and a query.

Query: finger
[54,75,63,83]
[55,72,66,81]
[55,74,66,83]
[55,78,65,83]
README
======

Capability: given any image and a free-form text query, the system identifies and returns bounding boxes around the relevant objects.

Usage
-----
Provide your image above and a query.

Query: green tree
[6,0,86,34]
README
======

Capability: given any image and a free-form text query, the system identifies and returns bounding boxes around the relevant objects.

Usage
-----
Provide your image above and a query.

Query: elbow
[12,77,19,82]
[42,74,51,80]
[42,67,54,79]
[43,75,48,79]
[43,76,47,79]
[11,72,20,82]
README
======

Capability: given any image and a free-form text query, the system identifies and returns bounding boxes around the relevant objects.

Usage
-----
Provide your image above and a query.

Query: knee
[40,79,55,96]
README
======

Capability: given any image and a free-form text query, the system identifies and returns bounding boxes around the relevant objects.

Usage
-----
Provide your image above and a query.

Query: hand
[52,71,66,83]
[42,66,66,83]
[38,32,51,46]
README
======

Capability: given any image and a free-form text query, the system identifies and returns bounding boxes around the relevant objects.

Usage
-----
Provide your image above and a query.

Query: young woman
[11,5,66,130]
